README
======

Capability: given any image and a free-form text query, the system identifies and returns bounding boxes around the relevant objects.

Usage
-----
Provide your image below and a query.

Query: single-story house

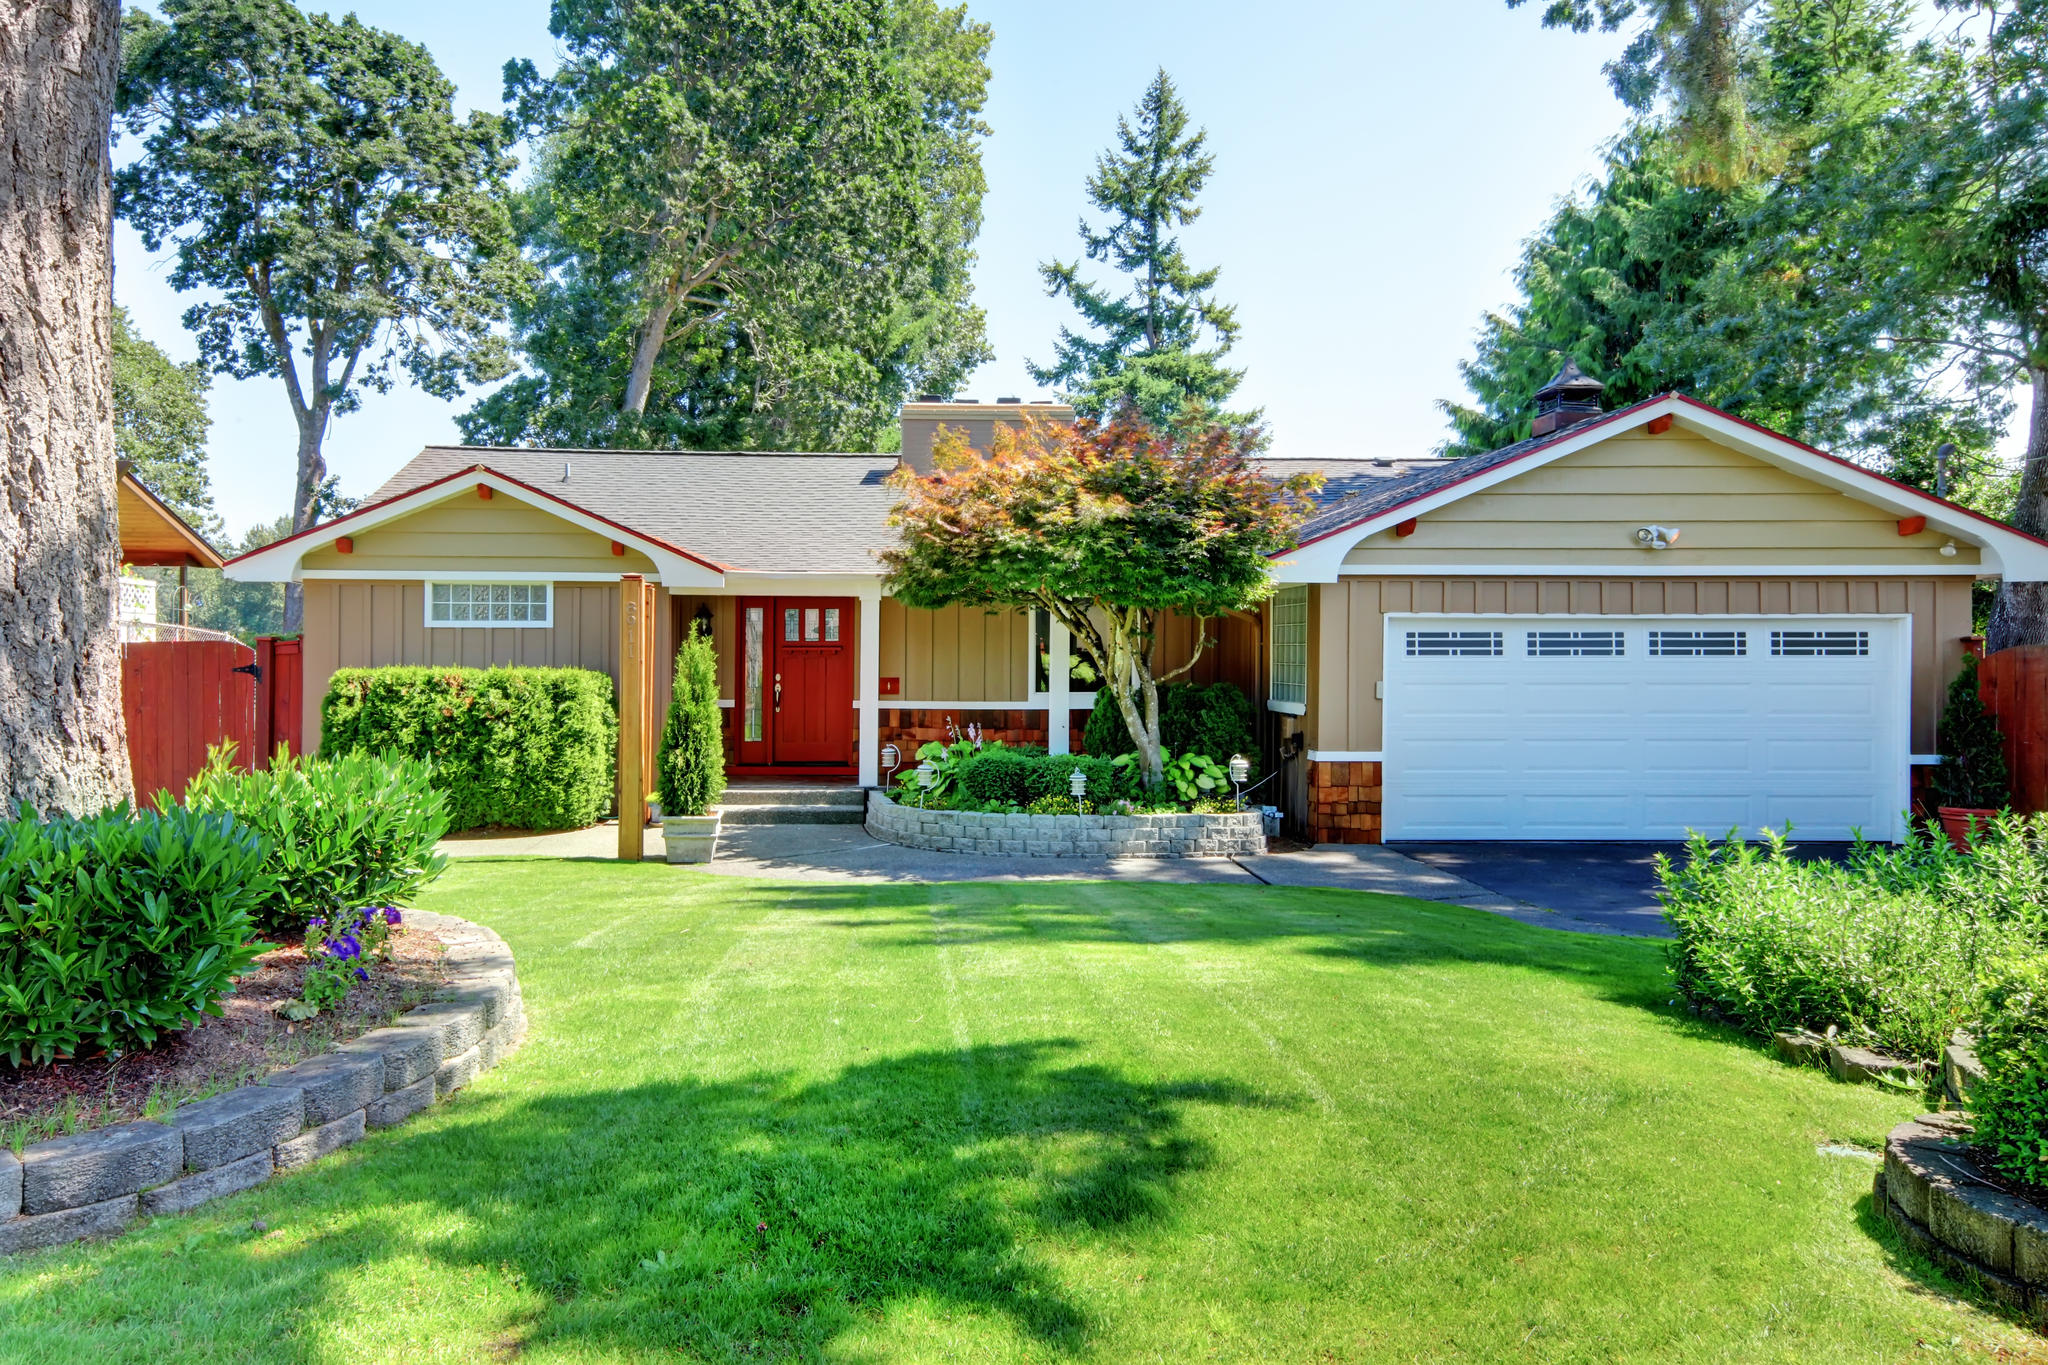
[226,371,2048,844]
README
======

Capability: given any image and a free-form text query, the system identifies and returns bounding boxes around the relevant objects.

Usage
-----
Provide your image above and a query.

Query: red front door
[741,597,853,766]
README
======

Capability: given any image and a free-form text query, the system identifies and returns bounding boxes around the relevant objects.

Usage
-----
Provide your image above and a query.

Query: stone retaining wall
[0,908,524,1256]
[1875,1113,2048,1323]
[866,791,1264,858]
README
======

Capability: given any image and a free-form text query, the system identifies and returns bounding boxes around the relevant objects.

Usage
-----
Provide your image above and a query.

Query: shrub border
[866,791,1264,858]
[0,909,525,1256]
[1875,1113,2048,1325]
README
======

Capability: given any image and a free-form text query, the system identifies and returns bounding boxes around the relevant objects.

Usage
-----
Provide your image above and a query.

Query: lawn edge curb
[1875,1112,2048,1326]
[0,909,525,1256]
[865,791,1264,858]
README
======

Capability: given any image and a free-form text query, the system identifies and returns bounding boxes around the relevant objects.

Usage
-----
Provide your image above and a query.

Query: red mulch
[0,925,450,1145]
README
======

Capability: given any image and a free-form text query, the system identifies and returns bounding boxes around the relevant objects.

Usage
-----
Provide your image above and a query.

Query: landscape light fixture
[1229,754,1251,809]
[1069,767,1089,813]
[915,761,936,808]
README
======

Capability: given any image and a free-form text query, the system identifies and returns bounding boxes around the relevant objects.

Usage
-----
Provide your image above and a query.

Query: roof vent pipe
[562,461,571,482]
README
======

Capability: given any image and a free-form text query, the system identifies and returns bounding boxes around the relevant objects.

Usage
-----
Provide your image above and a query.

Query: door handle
[773,675,782,712]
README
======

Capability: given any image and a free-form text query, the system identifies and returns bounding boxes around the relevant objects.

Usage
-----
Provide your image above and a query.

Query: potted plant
[1926,652,2010,850]
[656,621,726,863]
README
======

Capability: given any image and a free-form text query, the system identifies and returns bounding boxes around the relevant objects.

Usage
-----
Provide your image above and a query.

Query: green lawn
[0,863,2030,1363]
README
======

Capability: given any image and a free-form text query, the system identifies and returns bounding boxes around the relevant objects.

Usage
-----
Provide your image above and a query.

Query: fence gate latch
[232,662,263,682]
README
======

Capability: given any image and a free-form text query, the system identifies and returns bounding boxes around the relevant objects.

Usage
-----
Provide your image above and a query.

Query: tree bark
[622,289,681,417]
[280,414,328,633]
[1988,365,2048,653]
[0,0,132,812]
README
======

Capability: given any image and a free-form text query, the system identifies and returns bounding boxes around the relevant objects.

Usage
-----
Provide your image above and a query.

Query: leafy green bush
[185,751,449,937]
[321,665,617,829]
[1927,653,2011,810]
[1658,829,2032,1059]
[957,749,1125,806]
[658,623,726,817]
[0,805,273,1065]
[1970,954,2048,1187]
[1083,681,1259,777]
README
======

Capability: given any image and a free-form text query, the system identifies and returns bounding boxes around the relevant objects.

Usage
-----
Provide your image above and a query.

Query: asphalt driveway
[1390,840,1858,938]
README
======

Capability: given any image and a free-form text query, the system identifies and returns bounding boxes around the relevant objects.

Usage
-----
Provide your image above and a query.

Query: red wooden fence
[1980,645,2048,815]
[255,635,304,763]
[121,640,256,808]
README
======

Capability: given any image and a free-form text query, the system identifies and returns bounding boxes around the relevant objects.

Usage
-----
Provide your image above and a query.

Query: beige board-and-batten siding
[298,580,634,755]
[1339,431,1979,571]
[1303,576,1974,756]
[877,600,1029,703]
[298,495,661,577]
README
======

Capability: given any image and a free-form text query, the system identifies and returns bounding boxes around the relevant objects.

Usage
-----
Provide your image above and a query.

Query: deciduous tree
[882,416,1315,786]
[115,0,527,629]
[111,305,216,537]
[1029,70,1248,429]
[0,0,132,811]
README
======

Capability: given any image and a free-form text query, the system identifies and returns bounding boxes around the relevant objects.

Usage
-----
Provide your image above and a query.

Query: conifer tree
[1029,70,1248,429]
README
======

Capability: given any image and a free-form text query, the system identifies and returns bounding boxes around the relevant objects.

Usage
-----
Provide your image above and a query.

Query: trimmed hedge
[958,750,1127,806]
[1972,954,2048,1188]
[1082,680,1259,776]
[0,805,272,1065]
[321,666,617,830]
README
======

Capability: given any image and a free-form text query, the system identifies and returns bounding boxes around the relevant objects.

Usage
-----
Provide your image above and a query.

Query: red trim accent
[1394,518,1417,538]
[335,536,353,555]
[477,484,493,500]
[1284,392,2048,556]
[1898,515,1927,537]
[879,676,901,696]
[1646,414,1675,435]
[221,462,732,574]
[724,765,856,779]
[611,540,626,556]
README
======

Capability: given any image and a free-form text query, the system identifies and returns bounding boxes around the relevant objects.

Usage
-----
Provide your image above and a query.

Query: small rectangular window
[1650,629,1746,657]
[427,582,548,628]
[784,608,799,642]
[1771,629,1868,657]
[744,607,764,742]
[804,608,820,642]
[1270,587,1309,708]
[1528,630,1624,657]
[823,607,840,642]
[1405,630,1503,657]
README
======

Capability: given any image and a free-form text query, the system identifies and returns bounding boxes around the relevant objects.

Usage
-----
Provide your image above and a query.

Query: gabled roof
[227,446,906,584]
[118,466,223,569]
[1275,393,2048,582]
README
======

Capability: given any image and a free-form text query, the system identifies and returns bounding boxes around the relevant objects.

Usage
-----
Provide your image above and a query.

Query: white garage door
[1382,615,1910,842]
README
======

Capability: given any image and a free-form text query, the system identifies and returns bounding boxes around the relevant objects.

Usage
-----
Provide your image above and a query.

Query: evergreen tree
[110,305,216,538]
[657,622,726,818]
[1029,70,1248,430]
[1927,653,2011,811]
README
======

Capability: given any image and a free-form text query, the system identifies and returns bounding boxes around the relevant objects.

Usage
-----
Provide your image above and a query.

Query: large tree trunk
[1988,365,2048,653]
[0,0,132,812]
[280,417,328,633]
[621,290,680,417]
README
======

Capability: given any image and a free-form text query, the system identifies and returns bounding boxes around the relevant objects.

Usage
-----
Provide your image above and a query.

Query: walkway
[439,822,1658,937]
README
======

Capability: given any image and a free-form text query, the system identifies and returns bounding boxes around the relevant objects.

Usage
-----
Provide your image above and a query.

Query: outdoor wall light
[1634,525,1682,550]
[1941,540,1960,557]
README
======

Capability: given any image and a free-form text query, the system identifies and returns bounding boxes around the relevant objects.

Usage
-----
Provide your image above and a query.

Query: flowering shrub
[286,904,405,1020]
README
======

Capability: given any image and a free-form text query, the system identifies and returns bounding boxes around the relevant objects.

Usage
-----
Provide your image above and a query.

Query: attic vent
[1771,629,1869,657]
[859,468,889,485]
[1405,630,1503,657]
[1528,630,1624,657]
[1650,630,1746,657]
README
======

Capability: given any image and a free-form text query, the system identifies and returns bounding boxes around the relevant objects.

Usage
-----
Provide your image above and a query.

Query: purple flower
[354,967,368,981]
[383,907,402,925]
[308,916,327,928]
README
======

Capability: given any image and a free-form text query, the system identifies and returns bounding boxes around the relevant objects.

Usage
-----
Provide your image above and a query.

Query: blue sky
[117,0,1646,538]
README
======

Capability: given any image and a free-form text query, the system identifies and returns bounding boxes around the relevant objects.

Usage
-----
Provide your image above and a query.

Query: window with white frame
[1028,607,1100,700]
[427,581,551,627]
[1269,586,1308,712]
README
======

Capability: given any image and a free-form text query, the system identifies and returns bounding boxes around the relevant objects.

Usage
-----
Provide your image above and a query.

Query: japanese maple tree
[882,412,1317,787]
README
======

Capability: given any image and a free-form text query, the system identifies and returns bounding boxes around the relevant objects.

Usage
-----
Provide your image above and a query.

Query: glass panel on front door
[784,608,799,642]
[823,608,840,642]
[803,608,820,641]
[744,607,764,742]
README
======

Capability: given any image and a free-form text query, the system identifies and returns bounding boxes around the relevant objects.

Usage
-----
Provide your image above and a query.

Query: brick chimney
[898,398,1076,473]
[1529,359,1605,438]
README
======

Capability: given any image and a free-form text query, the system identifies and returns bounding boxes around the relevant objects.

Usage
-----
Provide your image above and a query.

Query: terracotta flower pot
[1937,806,1999,852]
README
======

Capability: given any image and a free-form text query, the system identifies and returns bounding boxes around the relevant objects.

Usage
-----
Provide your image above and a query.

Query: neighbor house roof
[117,466,223,569]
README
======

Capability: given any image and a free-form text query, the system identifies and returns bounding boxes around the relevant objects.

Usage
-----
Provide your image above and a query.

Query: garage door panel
[1384,614,1907,842]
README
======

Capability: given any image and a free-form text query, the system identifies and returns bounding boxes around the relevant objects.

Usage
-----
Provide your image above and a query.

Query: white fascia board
[225,471,726,589]
[1271,394,2048,583]
[299,569,654,583]
[1335,563,1987,578]
[718,572,887,595]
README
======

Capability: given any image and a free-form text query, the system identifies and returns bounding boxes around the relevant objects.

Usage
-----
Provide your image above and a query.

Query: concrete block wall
[0,908,524,1256]
[866,792,1264,858]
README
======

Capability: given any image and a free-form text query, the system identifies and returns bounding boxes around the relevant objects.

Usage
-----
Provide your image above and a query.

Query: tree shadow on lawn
[12,1040,1284,1363]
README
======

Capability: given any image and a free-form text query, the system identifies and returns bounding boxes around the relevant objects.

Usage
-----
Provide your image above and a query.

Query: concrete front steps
[715,782,866,826]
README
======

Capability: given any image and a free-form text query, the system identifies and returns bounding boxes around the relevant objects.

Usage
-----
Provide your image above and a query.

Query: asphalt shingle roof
[372,446,905,575]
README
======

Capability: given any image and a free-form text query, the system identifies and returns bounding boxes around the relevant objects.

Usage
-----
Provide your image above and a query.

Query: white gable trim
[1275,395,2048,584]
[225,469,727,589]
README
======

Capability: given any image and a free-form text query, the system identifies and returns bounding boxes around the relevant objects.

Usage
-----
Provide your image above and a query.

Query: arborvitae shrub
[657,623,726,817]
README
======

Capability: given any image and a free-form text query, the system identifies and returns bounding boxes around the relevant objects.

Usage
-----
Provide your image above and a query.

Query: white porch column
[1047,617,1072,755]
[858,585,882,786]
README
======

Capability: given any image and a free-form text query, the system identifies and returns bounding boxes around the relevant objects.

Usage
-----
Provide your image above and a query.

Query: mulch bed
[0,925,450,1147]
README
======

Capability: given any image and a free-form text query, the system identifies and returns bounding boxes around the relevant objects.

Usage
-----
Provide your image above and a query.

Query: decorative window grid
[1649,629,1745,657]
[1270,587,1308,707]
[1770,629,1869,657]
[428,582,550,627]
[1405,630,1503,657]
[1527,630,1624,657]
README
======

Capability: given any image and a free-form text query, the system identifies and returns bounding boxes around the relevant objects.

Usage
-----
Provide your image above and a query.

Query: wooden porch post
[1047,618,1072,755]
[618,573,647,860]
